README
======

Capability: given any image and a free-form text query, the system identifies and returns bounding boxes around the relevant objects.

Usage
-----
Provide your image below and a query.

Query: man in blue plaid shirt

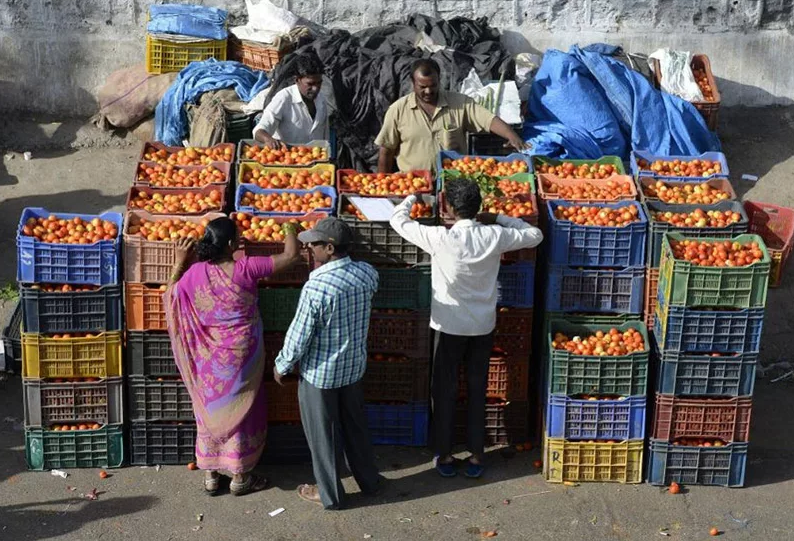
[274,217,383,510]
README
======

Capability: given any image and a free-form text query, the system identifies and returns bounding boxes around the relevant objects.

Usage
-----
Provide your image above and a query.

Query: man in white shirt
[252,54,329,147]
[390,178,543,479]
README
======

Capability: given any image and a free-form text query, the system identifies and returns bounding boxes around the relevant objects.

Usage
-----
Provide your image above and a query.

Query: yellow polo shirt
[375,91,496,173]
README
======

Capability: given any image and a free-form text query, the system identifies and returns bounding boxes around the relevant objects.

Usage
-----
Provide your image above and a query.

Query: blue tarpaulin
[147,4,228,40]
[523,44,721,159]
[155,59,269,146]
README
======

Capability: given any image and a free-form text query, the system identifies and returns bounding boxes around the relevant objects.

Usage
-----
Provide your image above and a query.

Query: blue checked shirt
[274,257,379,389]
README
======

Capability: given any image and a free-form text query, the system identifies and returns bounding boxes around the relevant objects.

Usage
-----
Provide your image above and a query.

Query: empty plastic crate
[368,310,431,358]
[645,201,749,267]
[260,423,311,465]
[458,357,530,401]
[544,438,644,483]
[546,200,648,267]
[123,210,226,284]
[237,139,332,166]
[497,261,535,308]
[364,356,430,402]
[372,266,431,310]
[259,287,302,332]
[367,402,429,446]
[23,377,124,428]
[455,400,529,446]
[130,422,197,465]
[16,209,123,286]
[20,284,122,334]
[494,307,534,358]
[652,394,752,443]
[349,220,432,266]
[546,395,646,441]
[654,304,764,354]
[125,283,167,331]
[647,439,746,487]
[630,150,729,180]
[25,425,124,470]
[146,35,227,74]
[22,332,123,379]
[545,265,644,314]
[126,331,178,377]
[744,201,794,287]
[265,380,300,423]
[655,346,757,397]
[127,376,194,422]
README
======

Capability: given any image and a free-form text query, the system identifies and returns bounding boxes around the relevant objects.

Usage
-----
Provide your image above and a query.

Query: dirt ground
[0,108,793,540]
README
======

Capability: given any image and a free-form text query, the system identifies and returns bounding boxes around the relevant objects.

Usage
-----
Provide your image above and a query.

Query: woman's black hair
[445,178,482,220]
[263,52,324,108]
[196,217,237,263]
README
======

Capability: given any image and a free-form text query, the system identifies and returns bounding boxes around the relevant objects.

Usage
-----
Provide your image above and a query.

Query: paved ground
[0,108,793,540]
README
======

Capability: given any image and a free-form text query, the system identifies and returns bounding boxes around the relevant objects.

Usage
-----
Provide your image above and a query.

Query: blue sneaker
[435,457,457,478]
[464,461,484,479]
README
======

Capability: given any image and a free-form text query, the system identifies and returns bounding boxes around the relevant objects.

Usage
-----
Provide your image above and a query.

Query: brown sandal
[230,473,269,496]
[204,472,220,496]
[297,484,323,506]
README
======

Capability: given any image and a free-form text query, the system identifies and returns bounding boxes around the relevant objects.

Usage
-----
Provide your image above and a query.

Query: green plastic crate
[259,287,302,332]
[658,233,771,309]
[532,156,626,176]
[548,321,650,396]
[25,425,124,470]
[373,267,431,310]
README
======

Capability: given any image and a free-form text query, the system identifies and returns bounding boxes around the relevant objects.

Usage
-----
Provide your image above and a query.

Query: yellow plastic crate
[543,437,644,483]
[146,35,227,74]
[236,162,336,188]
[22,332,123,379]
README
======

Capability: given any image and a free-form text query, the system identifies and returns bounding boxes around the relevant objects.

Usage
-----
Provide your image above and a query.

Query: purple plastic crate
[497,261,535,308]
[546,395,646,440]
[234,184,337,216]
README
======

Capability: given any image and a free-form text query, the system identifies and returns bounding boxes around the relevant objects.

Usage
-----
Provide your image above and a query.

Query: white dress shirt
[252,84,329,144]
[390,196,544,336]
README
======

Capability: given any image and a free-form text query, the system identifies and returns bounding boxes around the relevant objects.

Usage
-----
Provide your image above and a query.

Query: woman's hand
[175,237,196,266]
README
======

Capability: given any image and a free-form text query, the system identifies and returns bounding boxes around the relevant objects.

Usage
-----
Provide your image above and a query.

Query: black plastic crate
[125,331,178,377]
[130,422,197,465]
[225,111,254,145]
[21,284,122,333]
[127,376,194,422]
[260,423,311,464]
[467,129,522,156]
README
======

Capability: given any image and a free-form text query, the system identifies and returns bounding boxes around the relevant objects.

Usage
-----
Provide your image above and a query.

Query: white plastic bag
[514,53,542,102]
[231,0,298,44]
[459,68,522,125]
[649,48,704,102]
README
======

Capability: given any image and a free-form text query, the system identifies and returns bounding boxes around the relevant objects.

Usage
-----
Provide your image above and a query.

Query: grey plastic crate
[130,422,197,466]
[23,377,124,428]
[125,331,179,377]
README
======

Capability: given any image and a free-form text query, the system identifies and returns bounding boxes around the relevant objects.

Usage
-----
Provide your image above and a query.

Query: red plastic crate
[494,307,533,358]
[363,355,430,402]
[458,357,529,401]
[367,310,431,358]
[652,394,752,443]
[744,201,794,287]
[265,380,300,422]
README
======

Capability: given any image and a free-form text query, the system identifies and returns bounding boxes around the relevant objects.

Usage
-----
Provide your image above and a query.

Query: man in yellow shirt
[375,59,528,173]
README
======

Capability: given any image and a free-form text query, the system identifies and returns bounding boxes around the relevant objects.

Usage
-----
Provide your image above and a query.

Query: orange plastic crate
[125,283,167,331]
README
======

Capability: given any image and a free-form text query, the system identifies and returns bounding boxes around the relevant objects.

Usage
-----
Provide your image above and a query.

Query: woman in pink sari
[164,217,301,496]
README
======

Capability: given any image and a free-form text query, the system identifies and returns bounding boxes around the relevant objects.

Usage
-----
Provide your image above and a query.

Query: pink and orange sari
[164,257,273,473]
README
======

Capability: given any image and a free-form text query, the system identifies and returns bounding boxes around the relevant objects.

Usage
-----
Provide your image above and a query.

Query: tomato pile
[232,212,320,243]
[49,333,101,339]
[442,157,528,177]
[577,395,624,401]
[129,189,223,214]
[239,190,333,213]
[127,218,210,241]
[51,423,102,431]
[49,377,102,383]
[673,437,726,447]
[21,215,119,244]
[482,197,534,218]
[669,239,764,267]
[541,179,633,200]
[551,327,646,356]
[553,204,641,227]
[142,145,233,165]
[643,180,731,204]
[651,208,743,228]
[497,179,533,197]
[338,172,431,195]
[242,144,327,165]
[637,158,723,177]
[693,68,715,101]
[29,284,97,293]
[343,201,432,221]
[536,162,618,179]
[242,168,333,189]
[137,164,227,188]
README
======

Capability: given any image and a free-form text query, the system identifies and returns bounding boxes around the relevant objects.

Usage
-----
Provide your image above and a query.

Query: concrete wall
[1,0,792,116]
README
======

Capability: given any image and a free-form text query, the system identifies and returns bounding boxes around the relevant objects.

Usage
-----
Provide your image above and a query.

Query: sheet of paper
[348,196,396,221]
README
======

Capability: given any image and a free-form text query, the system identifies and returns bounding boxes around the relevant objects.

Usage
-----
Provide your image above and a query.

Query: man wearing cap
[274,217,383,510]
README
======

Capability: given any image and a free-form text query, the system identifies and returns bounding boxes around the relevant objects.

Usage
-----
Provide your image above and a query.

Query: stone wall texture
[0,0,792,116]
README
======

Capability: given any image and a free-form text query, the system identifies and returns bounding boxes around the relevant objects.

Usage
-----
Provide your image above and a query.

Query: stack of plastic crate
[17,208,125,471]
[234,140,336,463]
[126,142,236,466]
[534,158,651,483]
[648,231,770,487]
[436,151,538,447]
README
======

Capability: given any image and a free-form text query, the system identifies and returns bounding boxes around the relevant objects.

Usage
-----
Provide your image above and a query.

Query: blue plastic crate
[545,265,644,314]
[436,150,533,191]
[630,150,730,181]
[647,439,747,487]
[654,302,764,354]
[546,200,648,267]
[546,395,646,441]
[16,209,123,286]
[366,402,428,446]
[497,261,535,308]
[234,184,337,216]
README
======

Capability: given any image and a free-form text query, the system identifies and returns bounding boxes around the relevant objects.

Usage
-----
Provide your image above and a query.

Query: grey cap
[297,216,353,246]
